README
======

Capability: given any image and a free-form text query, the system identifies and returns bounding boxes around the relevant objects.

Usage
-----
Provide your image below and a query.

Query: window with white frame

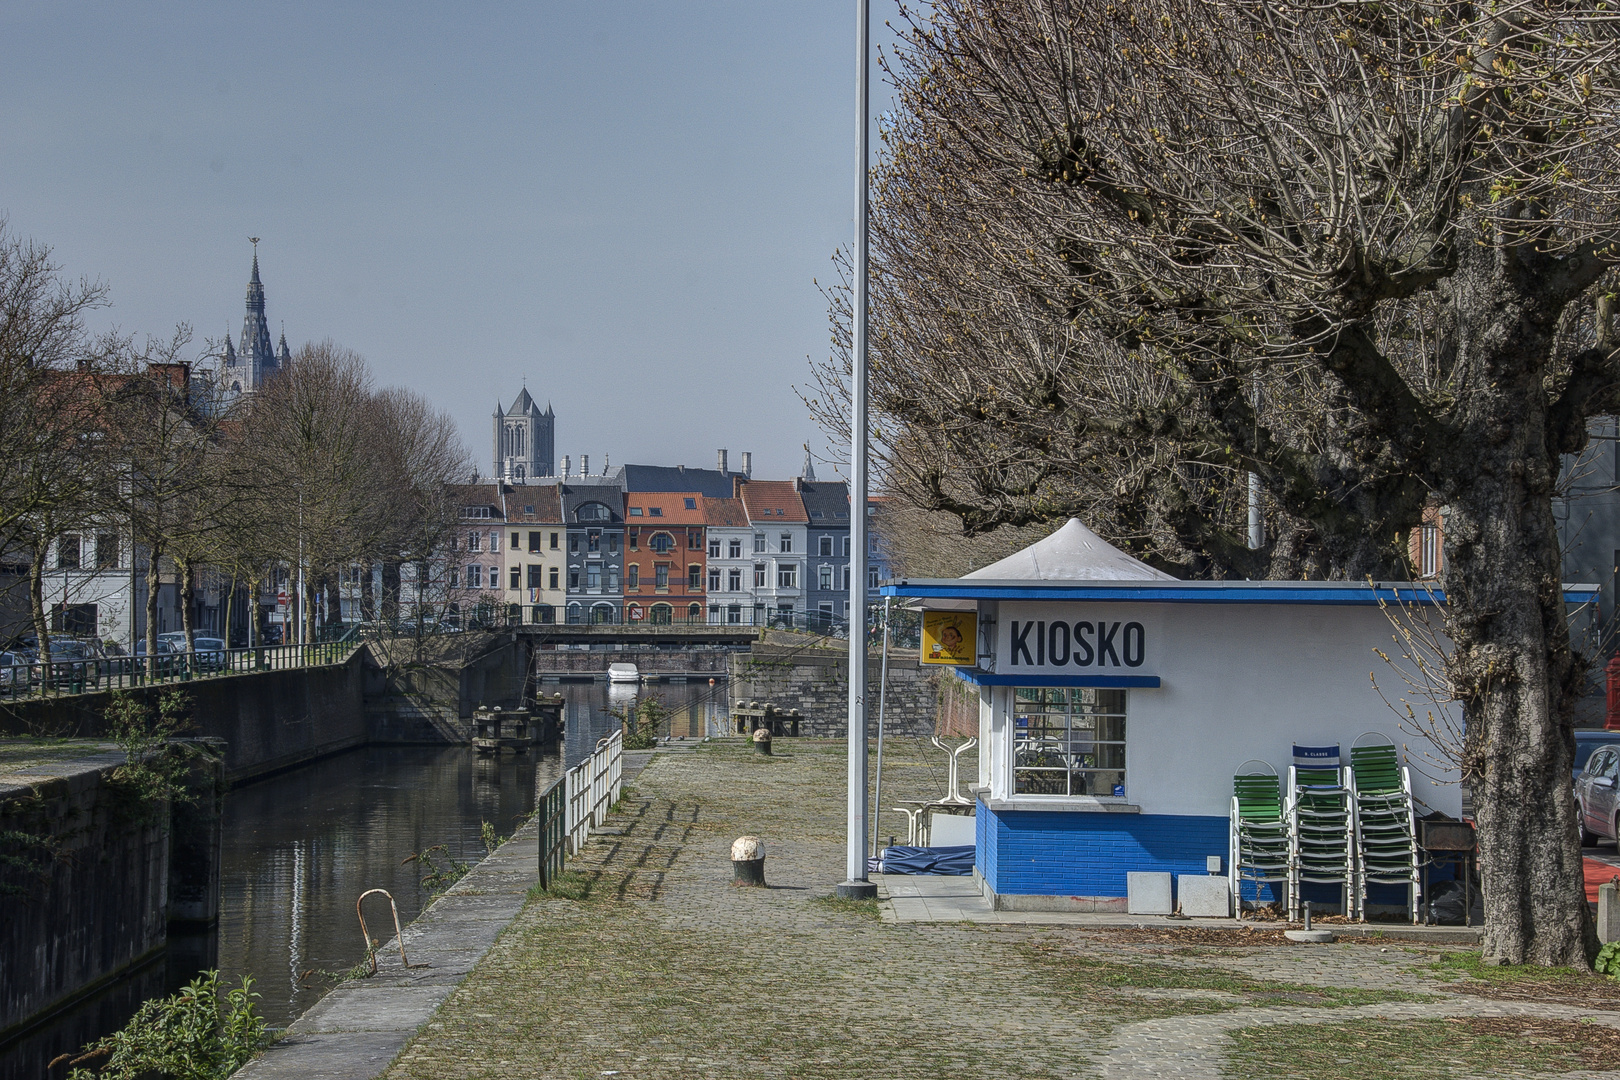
[818,565,833,590]
[709,567,721,590]
[729,538,743,558]
[466,564,483,588]
[754,563,766,588]
[819,535,833,556]
[487,565,499,588]
[468,531,482,552]
[1013,688,1127,797]
[780,533,792,553]
[1419,524,1439,579]
[728,568,742,591]
[754,533,766,553]
[709,538,721,558]
[777,564,797,588]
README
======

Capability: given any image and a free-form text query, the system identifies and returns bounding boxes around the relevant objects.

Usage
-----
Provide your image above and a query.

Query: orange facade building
[622,491,706,624]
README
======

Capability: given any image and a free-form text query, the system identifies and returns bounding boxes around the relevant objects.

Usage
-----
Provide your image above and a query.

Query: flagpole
[837,0,877,900]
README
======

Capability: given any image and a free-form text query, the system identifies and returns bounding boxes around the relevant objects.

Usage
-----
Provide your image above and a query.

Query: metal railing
[565,730,624,855]
[0,640,360,700]
[537,729,624,889]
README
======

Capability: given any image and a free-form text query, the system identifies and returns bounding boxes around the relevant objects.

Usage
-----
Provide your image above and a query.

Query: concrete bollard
[1601,879,1620,945]
[752,727,772,755]
[731,836,766,886]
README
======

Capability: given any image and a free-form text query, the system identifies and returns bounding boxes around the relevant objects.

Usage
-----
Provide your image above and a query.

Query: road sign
[276,590,289,612]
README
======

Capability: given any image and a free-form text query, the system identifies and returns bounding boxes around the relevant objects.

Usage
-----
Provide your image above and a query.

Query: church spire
[800,443,817,482]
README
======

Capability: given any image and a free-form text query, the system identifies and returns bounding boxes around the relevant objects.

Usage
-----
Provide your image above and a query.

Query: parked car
[1577,741,1620,847]
[1574,729,1620,781]
[190,637,228,672]
[0,650,31,690]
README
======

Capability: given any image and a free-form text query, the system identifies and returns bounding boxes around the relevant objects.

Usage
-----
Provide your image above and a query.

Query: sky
[0,2,906,481]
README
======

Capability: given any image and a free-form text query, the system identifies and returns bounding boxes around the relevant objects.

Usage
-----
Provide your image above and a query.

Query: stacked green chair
[1287,744,1354,921]
[1348,733,1420,923]
[1229,760,1289,919]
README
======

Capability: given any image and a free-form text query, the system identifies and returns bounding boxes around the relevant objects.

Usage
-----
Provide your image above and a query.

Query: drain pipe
[869,597,892,859]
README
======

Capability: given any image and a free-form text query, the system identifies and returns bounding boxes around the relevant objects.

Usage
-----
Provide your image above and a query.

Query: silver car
[1577,744,1620,847]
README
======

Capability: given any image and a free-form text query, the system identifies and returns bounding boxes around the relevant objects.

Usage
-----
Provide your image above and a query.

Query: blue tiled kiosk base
[975,799,1229,911]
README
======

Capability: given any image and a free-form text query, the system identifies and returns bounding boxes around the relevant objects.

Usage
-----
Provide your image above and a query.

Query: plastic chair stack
[1286,744,1353,922]
[1347,733,1421,923]
[1229,760,1290,918]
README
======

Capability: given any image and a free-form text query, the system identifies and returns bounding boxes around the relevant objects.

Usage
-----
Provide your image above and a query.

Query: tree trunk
[324,574,342,628]
[381,560,401,624]
[223,574,236,651]
[1442,251,1596,966]
[145,545,163,679]
[360,562,376,622]
[179,559,196,659]
[28,539,50,661]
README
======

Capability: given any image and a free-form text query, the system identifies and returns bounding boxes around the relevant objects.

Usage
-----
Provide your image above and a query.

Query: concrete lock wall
[728,645,939,737]
[0,750,222,1041]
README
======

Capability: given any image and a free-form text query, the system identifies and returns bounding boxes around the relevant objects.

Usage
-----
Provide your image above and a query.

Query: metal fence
[0,640,360,700]
[536,730,624,888]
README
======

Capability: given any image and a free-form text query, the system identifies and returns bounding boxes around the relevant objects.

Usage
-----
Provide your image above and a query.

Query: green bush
[1596,942,1620,979]
[62,971,266,1079]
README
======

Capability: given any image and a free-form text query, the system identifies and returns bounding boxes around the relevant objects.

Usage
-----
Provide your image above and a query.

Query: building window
[754,533,765,553]
[689,565,702,589]
[1419,524,1440,579]
[842,567,851,590]
[729,539,742,558]
[50,603,97,636]
[587,564,602,589]
[870,534,880,554]
[510,566,522,590]
[780,533,792,553]
[1013,688,1127,797]
[536,604,555,624]
[469,531,482,552]
[529,532,542,552]
[650,532,674,554]
[549,567,559,590]
[778,565,797,589]
[488,565,499,589]
[688,602,701,620]
[568,569,580,589]
[728,568,742,592]
[869,568,880,589]
[524,505,535,515]
[578,503,610,522]
[550,532,559,549]
[569,534,579,554]
[842,537,851,557]
[727,605,742,624]
[689,530,701,550]
[645,507,661,518]
[754,564,767,588]
[629,507,644,517]
[489,531,500,551]
[709,567,722,591]
[608,568,619,591]
[588,530,601,553]
[684,498,697,510]
[511,531,520,550]
[655,564,670,589]
[450,569,460,587]
[466,564,483,588]
[528,565,544,589]
[818,536,833,557]
[709,538,721,558]
[609,533,619,554]
[819,565,833,590]
[629,529,639,550]
[627,565,640,589]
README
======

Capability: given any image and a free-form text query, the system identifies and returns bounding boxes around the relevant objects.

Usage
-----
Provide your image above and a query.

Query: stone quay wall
[727,643,939,738]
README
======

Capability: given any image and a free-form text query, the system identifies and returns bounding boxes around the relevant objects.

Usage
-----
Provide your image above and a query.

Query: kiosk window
[1013,687,1126,797]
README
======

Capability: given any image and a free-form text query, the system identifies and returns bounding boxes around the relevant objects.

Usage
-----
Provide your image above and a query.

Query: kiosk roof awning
[883,578,1601,606]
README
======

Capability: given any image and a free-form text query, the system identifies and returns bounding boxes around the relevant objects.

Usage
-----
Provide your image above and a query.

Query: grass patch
[1430,949,1620,1008]
[529,869,612,903]
[811,893,882,920]
[1222,1016,1620,1079]
[1029,945,1432,1011]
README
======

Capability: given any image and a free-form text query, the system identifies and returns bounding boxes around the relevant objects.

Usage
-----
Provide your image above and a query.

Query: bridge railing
[0,640,360,701]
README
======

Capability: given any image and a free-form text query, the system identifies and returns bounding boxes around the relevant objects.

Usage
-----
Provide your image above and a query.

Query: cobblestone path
[381,739,1620,1080]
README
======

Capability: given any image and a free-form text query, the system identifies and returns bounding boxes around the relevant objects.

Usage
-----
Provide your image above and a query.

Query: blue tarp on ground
[869,845,975,875]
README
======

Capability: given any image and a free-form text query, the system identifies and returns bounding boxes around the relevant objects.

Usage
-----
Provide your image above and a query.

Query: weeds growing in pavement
[58,971,266,1079]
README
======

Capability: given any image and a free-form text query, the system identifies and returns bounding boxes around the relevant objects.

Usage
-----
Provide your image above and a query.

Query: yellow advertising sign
[922,610,977,666]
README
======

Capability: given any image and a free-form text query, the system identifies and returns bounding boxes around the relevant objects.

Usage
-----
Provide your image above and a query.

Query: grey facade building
[493,388,555,481]
[561,481,625,624]
[797,462,851,629]
[222,251,290,395]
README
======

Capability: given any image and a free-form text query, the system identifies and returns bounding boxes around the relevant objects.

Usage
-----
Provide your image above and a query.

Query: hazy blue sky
[0,2,904,480]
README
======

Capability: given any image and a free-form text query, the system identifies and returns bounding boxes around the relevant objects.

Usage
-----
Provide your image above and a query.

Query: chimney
[741,452,753,478]
[794,477,803,492]
[561,455,571,478]
[718,449,729,474]
[581,454,589,477]
[603,454,610,475]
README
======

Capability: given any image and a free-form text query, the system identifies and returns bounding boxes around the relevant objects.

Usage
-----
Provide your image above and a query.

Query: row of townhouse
[434,453,891,629]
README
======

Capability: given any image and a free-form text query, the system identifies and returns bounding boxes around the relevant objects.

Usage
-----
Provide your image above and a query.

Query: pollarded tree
[816,0,1620,965]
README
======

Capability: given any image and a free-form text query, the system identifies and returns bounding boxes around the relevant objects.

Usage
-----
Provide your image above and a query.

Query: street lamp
[836,0,877,901]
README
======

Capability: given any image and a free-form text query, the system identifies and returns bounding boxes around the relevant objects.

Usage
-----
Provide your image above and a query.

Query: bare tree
[815,0,1620,964]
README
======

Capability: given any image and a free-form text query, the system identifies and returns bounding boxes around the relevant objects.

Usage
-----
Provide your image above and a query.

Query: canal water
[10,678,731,1079]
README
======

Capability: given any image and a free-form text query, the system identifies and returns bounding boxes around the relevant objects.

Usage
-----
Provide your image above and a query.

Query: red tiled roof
[625,491,707,525]
[738,481,808,523]
[702,497,748,527]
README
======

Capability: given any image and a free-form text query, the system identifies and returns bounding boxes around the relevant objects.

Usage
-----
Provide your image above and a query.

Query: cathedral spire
[801,444,817,482]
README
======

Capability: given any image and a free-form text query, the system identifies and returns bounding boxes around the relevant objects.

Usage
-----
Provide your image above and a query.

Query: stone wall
[0,653,369,784]
[533,648,738,676]
[727,644,939,737]
[0,747,222,1046]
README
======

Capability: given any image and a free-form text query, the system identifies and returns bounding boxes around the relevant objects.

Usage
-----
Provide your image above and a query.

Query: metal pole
[870,596,892,858]
[838,0,876,900]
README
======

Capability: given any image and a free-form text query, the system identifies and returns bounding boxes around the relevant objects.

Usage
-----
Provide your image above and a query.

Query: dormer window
[649,507,664,517]
[577,503,610,522]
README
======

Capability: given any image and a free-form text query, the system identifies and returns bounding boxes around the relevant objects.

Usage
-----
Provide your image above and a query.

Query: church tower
[224,241,285,395]
[493,388,554,481]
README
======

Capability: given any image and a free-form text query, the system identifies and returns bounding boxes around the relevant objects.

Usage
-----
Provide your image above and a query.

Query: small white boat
[607,663,640,684]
